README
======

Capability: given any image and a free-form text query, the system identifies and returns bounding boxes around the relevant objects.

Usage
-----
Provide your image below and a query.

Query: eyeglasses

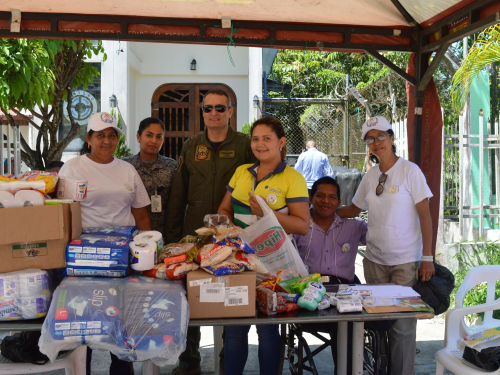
[365,133,389,145]
[376,173,387,196]
[202,105,229,113]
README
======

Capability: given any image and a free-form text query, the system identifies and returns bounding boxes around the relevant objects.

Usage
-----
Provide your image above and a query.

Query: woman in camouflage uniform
[123,117,176,239]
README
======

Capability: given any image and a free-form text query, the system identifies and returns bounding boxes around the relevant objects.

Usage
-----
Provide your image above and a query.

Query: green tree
[111,108,133,159]
[0,39,105,170]
[451,24,500,110]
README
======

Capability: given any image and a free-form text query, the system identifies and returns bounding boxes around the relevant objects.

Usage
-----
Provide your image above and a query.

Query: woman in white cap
[59,112,151,230]
[59,112,151,375]
[337,116,434,375]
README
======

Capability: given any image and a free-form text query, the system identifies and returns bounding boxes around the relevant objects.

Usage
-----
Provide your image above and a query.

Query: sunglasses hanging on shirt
[202,105,229,113]
[376,173,387,196]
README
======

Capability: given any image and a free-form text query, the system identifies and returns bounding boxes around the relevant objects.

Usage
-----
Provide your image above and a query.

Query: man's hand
[248,191,265,217]
[419,261,435,282]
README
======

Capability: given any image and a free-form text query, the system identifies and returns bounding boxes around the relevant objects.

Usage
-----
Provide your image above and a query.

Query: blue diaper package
[81,226,138,238]
[39,275,189,366]
[65,234,130,278]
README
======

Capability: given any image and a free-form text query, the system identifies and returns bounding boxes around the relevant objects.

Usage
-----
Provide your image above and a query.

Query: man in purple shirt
[292,176,367,375]
[293,176,367,283]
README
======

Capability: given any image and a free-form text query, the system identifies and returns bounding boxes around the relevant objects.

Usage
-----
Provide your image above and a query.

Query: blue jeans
[224,325,281,375]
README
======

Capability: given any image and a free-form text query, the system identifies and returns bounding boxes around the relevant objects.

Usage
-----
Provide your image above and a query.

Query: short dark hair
[366,129,397,165]
[251,116,287,160]
[202,90,232,107]
[138,117,165,136]
[310,176,340,199]
[48,161,64,170]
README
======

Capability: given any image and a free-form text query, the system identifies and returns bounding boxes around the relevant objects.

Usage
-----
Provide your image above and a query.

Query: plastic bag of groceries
[39,274,189,366]
[239,195,308,278]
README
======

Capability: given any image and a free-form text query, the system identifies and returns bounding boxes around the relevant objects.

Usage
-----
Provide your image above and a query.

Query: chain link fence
[262,98,350,168]
[261,98,370,170]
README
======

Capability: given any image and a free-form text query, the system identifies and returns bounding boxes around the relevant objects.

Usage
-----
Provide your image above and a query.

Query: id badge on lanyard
[151,188,162,213]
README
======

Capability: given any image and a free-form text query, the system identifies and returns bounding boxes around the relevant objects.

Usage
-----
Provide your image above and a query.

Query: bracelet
[421,256,433,262]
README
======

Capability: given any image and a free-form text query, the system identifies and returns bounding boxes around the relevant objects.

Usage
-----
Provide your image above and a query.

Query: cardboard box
[0,202,82,273]
[187,269,256,319]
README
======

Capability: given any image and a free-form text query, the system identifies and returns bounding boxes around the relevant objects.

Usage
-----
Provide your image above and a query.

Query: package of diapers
[65,234,131,278]
[39,275,189,366]
[0,269,51,320]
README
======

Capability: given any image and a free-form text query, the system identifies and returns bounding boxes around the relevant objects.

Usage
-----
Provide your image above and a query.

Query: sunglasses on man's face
[376,173,387,196]
[202,105,229,113]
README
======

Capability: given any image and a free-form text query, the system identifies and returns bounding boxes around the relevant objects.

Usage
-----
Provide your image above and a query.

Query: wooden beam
[422,0,498,36]
[365,49,417,86]
[390,0,422,31]
[417,44,449,92]
[421,11,500,53]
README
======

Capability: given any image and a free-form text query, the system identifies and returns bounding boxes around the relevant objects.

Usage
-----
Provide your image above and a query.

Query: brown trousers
[363,258,419,375]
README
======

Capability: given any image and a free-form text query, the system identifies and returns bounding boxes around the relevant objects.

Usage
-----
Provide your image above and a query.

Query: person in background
[123,117,176,239]
[293,176,367,375]
[59,112,151,375]
[165,89,255,375]
[294,139,334,194]
[47,160,64,174]
[218,116,309,375]
[337,116,435,375]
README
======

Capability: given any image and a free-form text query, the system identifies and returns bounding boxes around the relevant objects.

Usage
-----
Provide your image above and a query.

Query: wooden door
[151,83,237,159]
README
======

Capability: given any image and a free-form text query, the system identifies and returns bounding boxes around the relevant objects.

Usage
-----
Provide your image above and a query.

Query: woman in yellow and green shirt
[218,116,309,375]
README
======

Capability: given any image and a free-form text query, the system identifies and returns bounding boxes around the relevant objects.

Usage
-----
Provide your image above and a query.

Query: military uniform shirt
[123,153,176,239]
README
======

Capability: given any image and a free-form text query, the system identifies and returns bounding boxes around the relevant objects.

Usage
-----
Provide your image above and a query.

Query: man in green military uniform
[165,89,255,375]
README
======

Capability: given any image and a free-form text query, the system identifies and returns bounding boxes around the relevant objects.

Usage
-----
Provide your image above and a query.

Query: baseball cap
[87,112,123,135]
[360,116,392,140]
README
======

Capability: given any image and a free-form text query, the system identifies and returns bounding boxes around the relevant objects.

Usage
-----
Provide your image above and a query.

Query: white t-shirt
[352,158,432,266]
[59,155,151,228]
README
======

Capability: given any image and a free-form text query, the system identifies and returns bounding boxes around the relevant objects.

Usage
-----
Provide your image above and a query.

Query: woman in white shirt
[59,112,151,375]
[337,116,434,375]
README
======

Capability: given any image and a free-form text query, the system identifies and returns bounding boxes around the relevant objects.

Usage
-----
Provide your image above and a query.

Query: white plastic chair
[0,345,86,375]
[435,265,500,375]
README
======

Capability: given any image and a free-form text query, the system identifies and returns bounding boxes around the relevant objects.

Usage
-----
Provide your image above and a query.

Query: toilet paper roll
[0,274,18,298]
[14,190,46,207]
[133,231,163,257]
[130,241,157,271]
[17,270,50,297]
[57,176,88,201]
[20,295,50,319]
[0,191,15,208]
[0,298,21,320]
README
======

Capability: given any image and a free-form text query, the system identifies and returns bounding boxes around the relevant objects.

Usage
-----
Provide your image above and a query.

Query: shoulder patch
[175,156,183,172]
[195,145,210,161]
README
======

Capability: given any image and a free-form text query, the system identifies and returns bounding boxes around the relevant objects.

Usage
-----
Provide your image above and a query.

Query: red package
[256,287,277,315]
[164,254,187,266]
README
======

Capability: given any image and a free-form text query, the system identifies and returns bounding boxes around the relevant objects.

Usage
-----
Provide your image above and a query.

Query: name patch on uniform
[219,150,235,159]
[195,145,210,161]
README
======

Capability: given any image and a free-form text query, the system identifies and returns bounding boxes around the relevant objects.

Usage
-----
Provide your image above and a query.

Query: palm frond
[451,24,500,109]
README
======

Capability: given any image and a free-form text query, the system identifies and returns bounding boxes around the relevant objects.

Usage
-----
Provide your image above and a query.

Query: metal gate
[151,83,237,160]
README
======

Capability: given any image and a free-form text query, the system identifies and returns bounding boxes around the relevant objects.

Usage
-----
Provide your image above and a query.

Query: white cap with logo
[360,116,392,140]
[87,112,123,135]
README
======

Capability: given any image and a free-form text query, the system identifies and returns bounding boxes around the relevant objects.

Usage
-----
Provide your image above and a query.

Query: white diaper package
[39,274,189,366]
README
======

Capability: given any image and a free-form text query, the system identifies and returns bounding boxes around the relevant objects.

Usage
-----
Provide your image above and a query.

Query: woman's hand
[248,191,265,217]
[419,261,435,282]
